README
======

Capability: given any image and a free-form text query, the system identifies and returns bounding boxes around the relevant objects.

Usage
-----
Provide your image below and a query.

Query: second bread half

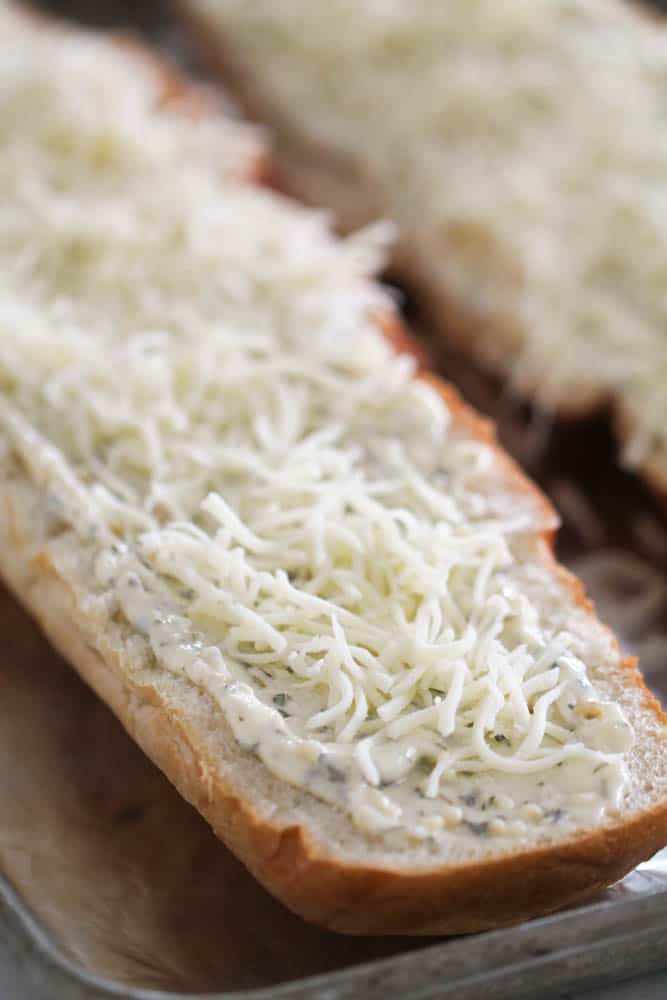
[182,0,667,500]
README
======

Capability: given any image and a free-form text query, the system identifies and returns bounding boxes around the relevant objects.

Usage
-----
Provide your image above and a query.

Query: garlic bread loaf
[1,1,666,934]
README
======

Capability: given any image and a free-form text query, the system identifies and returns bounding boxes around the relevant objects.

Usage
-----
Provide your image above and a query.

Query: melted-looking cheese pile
[0,2,634,842]
[193,0,667,477]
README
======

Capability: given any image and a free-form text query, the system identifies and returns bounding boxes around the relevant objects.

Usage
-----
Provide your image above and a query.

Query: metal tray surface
[2,3,667,999]
[2,853,667,1000]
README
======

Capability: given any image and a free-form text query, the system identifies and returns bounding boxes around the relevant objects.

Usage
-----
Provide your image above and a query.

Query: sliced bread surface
[181,0,667,499]
[1,0,666,934]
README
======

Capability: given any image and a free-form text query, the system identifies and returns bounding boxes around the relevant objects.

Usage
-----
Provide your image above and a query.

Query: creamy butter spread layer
[192,0,667,474]
[0,1,633,843]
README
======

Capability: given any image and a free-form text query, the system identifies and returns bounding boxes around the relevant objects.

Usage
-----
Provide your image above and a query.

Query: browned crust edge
[176,0,667,504]
[2,1,666,937]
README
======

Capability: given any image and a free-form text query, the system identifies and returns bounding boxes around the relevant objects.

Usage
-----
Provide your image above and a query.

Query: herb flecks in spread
[0,1,633,843]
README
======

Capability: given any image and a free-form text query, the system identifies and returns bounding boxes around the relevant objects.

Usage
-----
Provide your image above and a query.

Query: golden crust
[2,4,666,937]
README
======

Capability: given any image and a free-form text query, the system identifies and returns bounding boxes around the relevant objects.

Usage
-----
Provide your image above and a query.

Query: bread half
[1,0,666,935]
[179,0,667,500]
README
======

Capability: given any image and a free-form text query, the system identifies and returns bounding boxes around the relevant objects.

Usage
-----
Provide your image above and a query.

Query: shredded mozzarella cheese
[0,1,634,839]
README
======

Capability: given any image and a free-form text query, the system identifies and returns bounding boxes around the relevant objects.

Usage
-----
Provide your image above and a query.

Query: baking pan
[2,849,667,1000]
[2,2,667,998]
